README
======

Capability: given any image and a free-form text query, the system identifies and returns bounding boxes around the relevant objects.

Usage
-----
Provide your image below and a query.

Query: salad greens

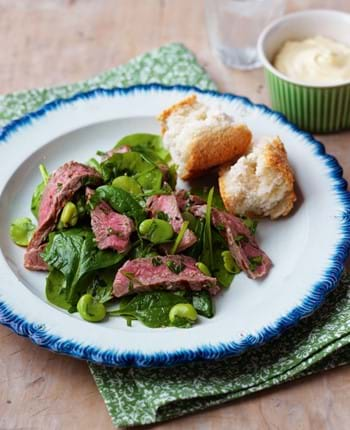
[10,132,260,329]
[10,217,36,246]
[42,229,125,307]
[31,164,50,219]
[109,291,193,328]
[89,185,146,224]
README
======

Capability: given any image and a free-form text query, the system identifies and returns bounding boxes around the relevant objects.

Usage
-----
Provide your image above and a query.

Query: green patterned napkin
[1,43,350,428]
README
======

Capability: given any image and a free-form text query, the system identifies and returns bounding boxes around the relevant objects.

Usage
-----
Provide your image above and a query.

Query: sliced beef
[175,190,205,212]
[146,194,197,252]
[211,209,271,279]
[113,255,220,298]
[190,203,272,279]
[91,201,135,253]
[23,244,48,271]
[179,188,272,279]
[24,161,102,271]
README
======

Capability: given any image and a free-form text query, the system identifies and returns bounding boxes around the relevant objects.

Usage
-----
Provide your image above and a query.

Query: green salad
[10,133,262,329]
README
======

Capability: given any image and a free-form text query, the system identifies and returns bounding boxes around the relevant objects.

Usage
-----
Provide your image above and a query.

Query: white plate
[0,85,349,367]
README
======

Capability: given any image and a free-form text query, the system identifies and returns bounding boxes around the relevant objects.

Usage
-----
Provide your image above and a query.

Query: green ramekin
[257,10,350,134]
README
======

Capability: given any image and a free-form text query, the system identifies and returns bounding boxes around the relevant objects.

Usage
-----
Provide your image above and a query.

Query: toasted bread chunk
[158,95,252,180]
[219,136,296,219]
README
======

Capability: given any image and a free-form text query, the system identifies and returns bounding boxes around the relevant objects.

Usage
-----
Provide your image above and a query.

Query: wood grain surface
[0,1,350,429]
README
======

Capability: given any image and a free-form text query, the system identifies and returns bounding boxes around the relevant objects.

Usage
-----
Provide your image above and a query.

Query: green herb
[152,257,162,266]
[248,255,263,272]
[242,217,258,235]
[170,221,189,254]
[9,217,36,246]
[166,260,185,274]
[109,291,191,328]
[235,234,248,244]
[89,185,146,225]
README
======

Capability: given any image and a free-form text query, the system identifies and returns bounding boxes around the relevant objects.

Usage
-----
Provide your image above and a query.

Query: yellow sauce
[274,36,350,85]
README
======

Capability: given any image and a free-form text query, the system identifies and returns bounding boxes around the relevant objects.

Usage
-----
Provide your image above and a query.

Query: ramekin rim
[257,9,350,89]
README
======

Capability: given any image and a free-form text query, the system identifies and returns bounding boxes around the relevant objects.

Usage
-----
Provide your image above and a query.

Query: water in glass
[205,0,285,70]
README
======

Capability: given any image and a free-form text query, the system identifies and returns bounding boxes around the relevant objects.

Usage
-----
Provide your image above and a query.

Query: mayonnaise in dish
[274,35,350,85]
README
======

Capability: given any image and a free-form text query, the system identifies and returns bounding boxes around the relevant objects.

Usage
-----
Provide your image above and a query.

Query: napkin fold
[1,43,349,428]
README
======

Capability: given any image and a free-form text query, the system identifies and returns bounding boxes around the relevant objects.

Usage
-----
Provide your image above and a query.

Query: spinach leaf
[89,185,146,224]
[114,133,171,163]
[190,185,224,210]
[185,217,205,259]
[86,158,103,175]
[31,164,50,219]
[101,152,163,192]
[191,291,215,318]
[42,230,125,305]
[131,241,158,259]
[87,268,116,304]
[9,217,36,246]
[46,269,72,311]
[109,291,191,328]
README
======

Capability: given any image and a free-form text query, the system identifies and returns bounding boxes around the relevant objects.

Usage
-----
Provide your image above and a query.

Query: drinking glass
[205,0,286,70]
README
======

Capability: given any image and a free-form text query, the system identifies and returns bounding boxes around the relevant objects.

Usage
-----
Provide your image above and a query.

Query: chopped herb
[122,271,142,288]
[57,182,63,190]
[152,256,162,267]
[170,221,189,254]
[156,211,169,221]
[248,255,263,272]
[235,234,248,245]
[215,224,225,232]
[166,260,185,274]
[242,217,258,235]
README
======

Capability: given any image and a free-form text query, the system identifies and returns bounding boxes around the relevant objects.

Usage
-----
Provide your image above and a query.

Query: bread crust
[158,95,252,180]
[182,124,252,180]
[157,95,197,134]
[219,137,297,219]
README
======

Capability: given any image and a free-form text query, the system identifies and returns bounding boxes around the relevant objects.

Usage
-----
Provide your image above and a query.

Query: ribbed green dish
[265,68,350,133]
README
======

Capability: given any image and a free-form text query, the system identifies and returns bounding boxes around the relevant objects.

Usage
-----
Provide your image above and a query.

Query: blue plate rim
[1,83,350,367]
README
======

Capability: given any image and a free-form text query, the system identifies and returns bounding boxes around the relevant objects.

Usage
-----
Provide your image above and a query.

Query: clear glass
[205,0,286,70]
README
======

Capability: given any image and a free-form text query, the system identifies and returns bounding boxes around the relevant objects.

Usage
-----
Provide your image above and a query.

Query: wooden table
[1,1,350,428]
